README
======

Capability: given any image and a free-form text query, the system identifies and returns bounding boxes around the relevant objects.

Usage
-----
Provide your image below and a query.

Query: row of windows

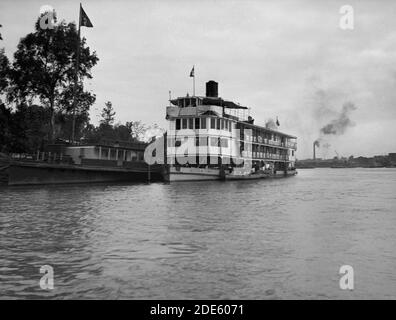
[173,119,295,148]
[175,117,232,132]
[240,126,283,142]
[168,137,294,156]
[251,152,288,160]
[237,125,296,147]
[209,137,229,148]
[175,118,206,130]
[251,145,288,154]
[168,138,293,159]
[249,146,294,157]
[168,136,229,148]
[94,147,142,161]
[244,135,282,144]
[210,118,232,131]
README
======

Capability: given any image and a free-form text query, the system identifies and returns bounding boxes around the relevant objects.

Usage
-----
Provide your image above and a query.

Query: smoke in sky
[265,118,277,130]
[313,101,357,158]
[320,102,357,136]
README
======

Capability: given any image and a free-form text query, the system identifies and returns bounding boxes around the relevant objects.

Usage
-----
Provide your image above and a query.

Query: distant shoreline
[296,166,396,169]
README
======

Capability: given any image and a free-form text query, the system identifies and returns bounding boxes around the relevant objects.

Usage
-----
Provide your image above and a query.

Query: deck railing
[244,137,297,149]
[10,152,74,164]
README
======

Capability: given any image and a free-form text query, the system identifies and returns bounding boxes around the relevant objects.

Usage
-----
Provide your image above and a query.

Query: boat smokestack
[313,143,316,160]
[313,140,320,160]
[206,81,218,98]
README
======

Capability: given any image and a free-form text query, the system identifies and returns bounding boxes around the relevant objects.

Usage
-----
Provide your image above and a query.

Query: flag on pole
[276,116,280,126]
[72,4,93,143]
[189,66,194,77]
[80,5,93,28]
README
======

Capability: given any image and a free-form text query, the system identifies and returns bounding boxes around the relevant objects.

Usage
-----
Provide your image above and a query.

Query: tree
[100,101,115,126]
[57,85,95,141]
[0,101,12,152]
[0,28,11,151]
[126,121,147,141]
[81,117,151,145]
[10,104,50,153]
[7,11,98,143]
[0,49,9,94]
[0,23,6,92]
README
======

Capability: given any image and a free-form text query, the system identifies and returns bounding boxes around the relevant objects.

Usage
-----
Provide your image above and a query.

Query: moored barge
[1,140,163,186]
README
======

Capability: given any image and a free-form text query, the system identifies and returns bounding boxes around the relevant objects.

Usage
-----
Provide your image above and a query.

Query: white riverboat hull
[167,166,297,182]
[225,169,297,180]
[168,167,221,181]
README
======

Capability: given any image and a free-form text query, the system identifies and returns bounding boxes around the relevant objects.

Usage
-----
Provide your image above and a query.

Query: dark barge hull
[224,170,297,180]
[6,162,164,186]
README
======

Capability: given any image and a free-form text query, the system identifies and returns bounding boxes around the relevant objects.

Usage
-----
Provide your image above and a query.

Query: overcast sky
[1,0,396,159]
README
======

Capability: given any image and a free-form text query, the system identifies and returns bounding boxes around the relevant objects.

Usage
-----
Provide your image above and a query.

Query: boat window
[216,118,220,130]
[189,118,194,129]
[195,118,200,129]
[110,148,117,160]
[175,140,182,147]
[225,120,228,130]
[220,138,228,148]
[182,118,187,129]
[210,137,218,147]
[175,119,181,130]
[102,148,108,158]
[210,118,216,129]
[221,119,224,130]
[195,136,200,146]
[199,136,208,146]
[201,118,207,129]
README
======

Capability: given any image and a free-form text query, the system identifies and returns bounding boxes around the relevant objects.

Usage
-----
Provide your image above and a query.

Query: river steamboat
[165,81,297,181]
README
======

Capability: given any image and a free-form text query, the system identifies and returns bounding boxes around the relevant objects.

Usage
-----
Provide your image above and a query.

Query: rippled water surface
[1,168,396,299]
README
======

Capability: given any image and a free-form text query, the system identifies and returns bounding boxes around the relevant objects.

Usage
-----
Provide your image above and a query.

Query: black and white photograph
[1,0,396,307]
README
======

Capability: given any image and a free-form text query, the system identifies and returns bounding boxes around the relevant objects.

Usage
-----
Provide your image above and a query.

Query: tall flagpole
[71,4,82,144]
[193,65,195,96]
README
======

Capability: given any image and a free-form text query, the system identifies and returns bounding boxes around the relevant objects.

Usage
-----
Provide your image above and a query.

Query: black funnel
[206,81,218,98]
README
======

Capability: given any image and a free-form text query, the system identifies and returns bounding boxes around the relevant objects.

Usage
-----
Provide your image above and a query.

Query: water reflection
[1,169,396,299]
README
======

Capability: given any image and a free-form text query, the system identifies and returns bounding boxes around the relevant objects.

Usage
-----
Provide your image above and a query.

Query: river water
[0,168,396,299]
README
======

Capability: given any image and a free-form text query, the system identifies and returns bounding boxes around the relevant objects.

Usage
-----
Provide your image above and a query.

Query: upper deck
[166,80,297,164]
[166,80,296,141]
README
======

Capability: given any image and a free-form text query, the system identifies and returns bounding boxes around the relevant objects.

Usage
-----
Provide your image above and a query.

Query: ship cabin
[46,139,146,166]
[166,81,297,172]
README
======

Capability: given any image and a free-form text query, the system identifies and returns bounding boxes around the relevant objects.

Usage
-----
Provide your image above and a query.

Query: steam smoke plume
[265,118,277,130]
[320,102,357,135]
